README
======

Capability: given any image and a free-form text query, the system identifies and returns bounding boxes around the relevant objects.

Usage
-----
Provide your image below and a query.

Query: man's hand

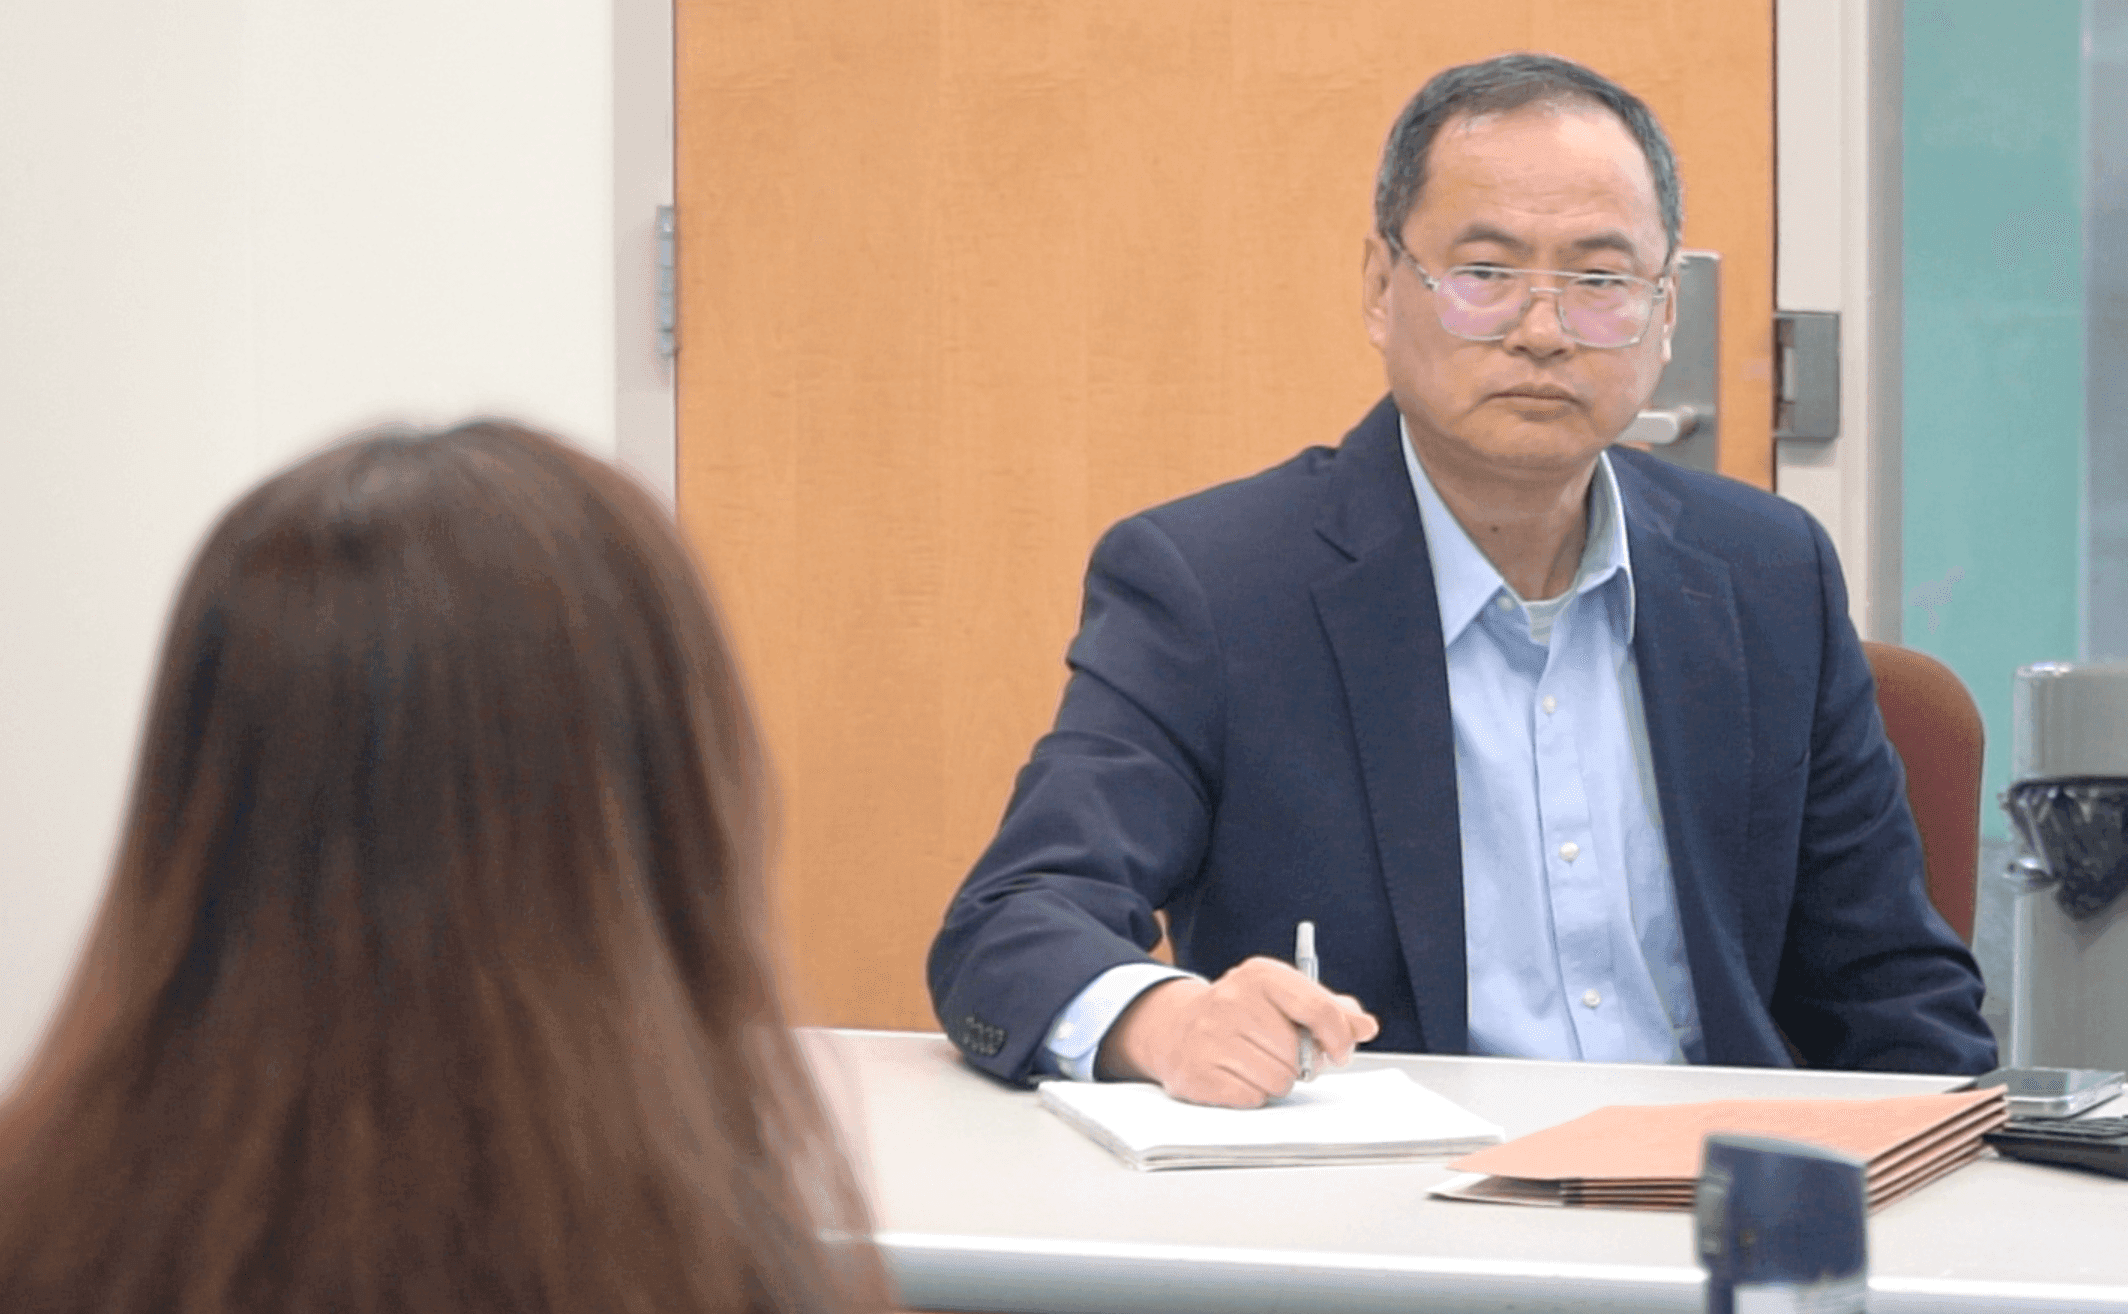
[1095,957,1381,1107]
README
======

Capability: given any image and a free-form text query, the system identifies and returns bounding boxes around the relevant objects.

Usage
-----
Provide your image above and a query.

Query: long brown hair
[0,422,881,1313]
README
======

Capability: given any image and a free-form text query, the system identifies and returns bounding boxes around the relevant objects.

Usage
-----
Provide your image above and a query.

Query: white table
[802,1029,2128,1313]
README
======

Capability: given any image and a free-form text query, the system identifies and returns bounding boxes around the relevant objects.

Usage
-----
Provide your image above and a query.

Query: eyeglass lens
[1437,268,1651,347]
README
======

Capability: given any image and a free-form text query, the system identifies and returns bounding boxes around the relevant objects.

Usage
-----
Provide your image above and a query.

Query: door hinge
[1773,310,1839,440]
[656,205,677,362]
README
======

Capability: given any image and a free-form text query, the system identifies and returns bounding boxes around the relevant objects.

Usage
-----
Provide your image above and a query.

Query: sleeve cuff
[1042,962,1202,1081]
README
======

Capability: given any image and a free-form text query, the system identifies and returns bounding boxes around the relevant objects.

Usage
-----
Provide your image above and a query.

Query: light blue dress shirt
[1038,425,1703,1077]
[1402,427,1703,1064]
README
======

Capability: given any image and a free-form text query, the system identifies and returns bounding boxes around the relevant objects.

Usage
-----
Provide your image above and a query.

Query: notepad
[1429,1086,2007,1211]
[1038,1068,1505,1171]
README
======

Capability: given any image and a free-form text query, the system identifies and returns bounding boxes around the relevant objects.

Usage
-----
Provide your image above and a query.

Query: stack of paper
[1039,1068,1505,1171]
[1432,1086,2007,1210]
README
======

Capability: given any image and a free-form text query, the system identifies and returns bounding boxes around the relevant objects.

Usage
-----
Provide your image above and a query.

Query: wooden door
[675,1,1774,1030]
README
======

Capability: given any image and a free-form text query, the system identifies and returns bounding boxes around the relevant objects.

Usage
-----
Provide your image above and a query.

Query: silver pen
[1296,920,1319,1081]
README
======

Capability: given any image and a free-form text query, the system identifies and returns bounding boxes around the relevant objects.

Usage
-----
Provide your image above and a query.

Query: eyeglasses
[1385,236,1670,349]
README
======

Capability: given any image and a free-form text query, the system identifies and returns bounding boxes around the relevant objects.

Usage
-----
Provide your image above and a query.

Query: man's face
[1362,104,1675,488]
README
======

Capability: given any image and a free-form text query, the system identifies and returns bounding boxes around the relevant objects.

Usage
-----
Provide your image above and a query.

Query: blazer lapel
[1615,460,1759,1058]
[1308,398,1469,1055]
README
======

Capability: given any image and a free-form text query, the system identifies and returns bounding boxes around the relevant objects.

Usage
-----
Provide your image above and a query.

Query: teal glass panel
[1904,2,2085,837]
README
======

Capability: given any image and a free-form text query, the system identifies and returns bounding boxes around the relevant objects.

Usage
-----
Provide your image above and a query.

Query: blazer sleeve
[1770,515,1998,1074]
[926,513,1227,1084]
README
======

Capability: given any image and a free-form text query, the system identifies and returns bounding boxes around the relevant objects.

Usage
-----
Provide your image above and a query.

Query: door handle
[1634,251,1719,472]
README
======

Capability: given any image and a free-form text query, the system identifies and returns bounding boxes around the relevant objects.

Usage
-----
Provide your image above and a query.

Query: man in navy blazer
[928,54,1994,1104]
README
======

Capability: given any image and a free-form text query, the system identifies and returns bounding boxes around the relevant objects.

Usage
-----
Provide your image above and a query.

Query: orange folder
[1433,1087,2007,1211]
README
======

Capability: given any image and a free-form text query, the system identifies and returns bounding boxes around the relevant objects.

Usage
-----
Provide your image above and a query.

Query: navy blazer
[928,396,1995,1083]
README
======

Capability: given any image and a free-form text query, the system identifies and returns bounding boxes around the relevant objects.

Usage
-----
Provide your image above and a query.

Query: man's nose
[1503,285,1573,356]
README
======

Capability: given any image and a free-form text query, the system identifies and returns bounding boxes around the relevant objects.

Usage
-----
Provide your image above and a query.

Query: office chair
[1862,641,1984,943]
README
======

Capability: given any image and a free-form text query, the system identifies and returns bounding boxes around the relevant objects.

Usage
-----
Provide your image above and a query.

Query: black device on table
[1983,1115,2128,1180]
[1973,1068,2128,1180]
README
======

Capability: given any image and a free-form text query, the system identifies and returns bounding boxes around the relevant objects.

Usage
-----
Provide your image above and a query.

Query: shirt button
[1582,988,1603,1008]
[1558,841,1580,862]
[1541,695,1558,715]
[1496,595,1515,612]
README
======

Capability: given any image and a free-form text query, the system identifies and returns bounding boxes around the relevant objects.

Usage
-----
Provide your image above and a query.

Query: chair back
[1862,641,1984,943]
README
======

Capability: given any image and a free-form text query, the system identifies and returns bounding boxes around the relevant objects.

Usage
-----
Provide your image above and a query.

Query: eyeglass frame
[1381,233,1674,350]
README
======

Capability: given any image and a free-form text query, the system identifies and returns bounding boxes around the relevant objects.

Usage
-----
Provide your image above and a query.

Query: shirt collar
[1397,415,1637,645]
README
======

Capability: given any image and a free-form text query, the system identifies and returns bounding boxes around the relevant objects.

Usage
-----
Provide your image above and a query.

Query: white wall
[1775,0,1904,640]
[0,0,670,1087]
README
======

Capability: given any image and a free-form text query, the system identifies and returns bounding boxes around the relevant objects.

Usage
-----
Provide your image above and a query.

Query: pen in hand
[1296,920,1318,1081]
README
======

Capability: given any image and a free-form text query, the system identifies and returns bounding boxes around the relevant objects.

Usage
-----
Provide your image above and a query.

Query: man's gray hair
[1375,52,1683,261]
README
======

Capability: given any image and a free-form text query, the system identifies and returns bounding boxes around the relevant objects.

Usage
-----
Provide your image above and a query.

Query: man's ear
[1362,233,1395,350]
[1658,267,1679,364]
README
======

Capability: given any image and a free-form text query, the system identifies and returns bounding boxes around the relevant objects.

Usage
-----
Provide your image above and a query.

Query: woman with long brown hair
[0,421,881,1313]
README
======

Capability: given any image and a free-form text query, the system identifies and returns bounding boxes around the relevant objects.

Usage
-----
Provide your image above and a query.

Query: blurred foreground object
[1696,1133,1867,1314]
[0,422,883,1314]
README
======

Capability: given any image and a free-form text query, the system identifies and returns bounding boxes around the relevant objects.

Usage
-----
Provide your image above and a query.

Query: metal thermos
[1696,1134,1868,1314]
[2004,662,2128,1070]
